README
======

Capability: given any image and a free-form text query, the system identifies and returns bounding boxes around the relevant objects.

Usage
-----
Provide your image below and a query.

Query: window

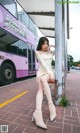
[6,42,18,54]
[29,19,35,32]
[18,40,27,57]
[16,2,38,36]
[0,43,6,51]
[0,0,17,18]
[17,2,30,28]
[0,28,18,53]
[0,41,18,54]
[0,28,28,56]
[34,26,38,37]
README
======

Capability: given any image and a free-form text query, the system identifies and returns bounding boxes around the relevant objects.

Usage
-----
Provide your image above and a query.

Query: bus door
[28,45,32,74]
[28,45,36,75]
[32,46,36,73]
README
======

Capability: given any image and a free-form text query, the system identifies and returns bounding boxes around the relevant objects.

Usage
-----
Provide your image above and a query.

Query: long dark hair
[36,37,49,50]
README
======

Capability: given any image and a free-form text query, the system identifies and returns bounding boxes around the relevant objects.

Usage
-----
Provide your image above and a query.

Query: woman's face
[41,41,49,51]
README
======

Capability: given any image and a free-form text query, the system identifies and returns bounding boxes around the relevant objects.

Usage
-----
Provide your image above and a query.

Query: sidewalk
[0,71,80,133]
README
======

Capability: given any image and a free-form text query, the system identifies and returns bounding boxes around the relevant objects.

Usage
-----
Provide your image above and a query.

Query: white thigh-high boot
[40,76,56,122]
[32,78,47,129]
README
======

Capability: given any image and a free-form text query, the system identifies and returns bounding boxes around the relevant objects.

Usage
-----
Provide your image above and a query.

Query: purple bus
[0,1,39,85]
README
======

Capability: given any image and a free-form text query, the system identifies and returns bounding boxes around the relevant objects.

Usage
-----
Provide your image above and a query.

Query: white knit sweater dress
[35,50,55,81]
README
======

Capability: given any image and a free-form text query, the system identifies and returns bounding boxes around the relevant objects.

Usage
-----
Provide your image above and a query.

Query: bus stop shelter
[17,0,69,104]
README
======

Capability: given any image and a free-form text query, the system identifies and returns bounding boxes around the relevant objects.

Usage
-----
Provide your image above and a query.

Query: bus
[0,0,39,85]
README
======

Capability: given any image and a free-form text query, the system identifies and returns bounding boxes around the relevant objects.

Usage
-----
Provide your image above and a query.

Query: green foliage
[68,54,80,67]
[69,55,74,63]
[68,54,74,67]
[51,60,55,66]
[71,61,80,66]
[59,96,70,107]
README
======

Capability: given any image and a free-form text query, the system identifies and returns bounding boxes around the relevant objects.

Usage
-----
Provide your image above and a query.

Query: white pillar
[55,0,63,102]
[62,3,67,96]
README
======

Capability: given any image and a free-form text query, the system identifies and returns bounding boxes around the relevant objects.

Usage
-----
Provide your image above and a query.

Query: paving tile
[65,109,72,116]
[14,118,29,126]
[0,110,7,118]
[0,112,13,120]
[28,121,37,129]
[24,126,62,133]
[22,109,32,116]
[0,71,80,133]
[9,108,23,114]
[47,121,63,129]
[72,111,78,117]
[18,114,32,121]
[12,125,26,133]
[63,124,71,133]
[0,119,11,125]
[55,117,63,123]
[64,119,80,126]
[73,125,80,133]
[7,113,20,122]
[64,116,79,121]
[8,123,18,133]
[65,107,77,111]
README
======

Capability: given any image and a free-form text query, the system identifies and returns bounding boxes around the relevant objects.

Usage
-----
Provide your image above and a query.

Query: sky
[68,1,80,61]
[49,1,80,61]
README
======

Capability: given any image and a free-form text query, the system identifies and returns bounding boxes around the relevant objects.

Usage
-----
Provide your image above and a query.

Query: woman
[32,37,56,129]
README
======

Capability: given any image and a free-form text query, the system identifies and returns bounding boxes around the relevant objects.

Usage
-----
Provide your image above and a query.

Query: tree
[69,55,74,63]
[68,54,74,67]
[72,60,80,66]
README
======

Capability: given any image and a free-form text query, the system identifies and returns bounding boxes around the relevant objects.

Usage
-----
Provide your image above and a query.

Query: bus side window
[18,40,27,57]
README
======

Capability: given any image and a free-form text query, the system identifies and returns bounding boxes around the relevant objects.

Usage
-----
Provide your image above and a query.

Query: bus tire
[1,63,15,85]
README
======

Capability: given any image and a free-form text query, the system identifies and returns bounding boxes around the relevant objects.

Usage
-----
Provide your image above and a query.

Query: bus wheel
[1,63,15,85]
